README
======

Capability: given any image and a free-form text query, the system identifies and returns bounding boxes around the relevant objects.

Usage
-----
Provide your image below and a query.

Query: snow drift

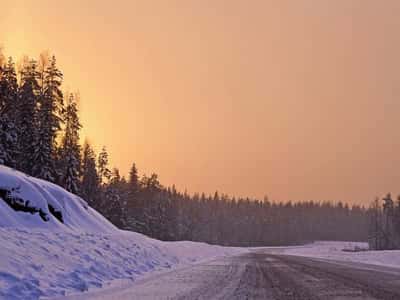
[0,165,116,232]
[0,166,242,299]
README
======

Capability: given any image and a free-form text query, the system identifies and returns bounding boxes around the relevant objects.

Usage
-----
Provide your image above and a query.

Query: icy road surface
[61,251,400,300]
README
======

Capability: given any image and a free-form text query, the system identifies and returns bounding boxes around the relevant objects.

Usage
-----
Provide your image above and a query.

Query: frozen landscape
[1,166,400,299]
[0,166,242,299]
[55,244,400,300]
[5,1,400,299]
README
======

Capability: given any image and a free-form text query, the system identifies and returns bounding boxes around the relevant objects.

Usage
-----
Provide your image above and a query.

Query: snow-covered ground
[278,241,400,269]
[0,166,115,232]
[2,165,400,299]
[0,228,241,299]
[0,166,243,299]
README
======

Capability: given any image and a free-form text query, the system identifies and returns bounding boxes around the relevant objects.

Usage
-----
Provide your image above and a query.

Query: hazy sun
[1,1,33,60]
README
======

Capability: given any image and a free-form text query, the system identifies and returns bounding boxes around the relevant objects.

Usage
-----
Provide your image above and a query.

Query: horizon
[2,0,400,204]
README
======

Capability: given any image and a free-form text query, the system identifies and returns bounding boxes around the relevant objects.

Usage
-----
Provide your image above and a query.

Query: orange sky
[2,0,400,204]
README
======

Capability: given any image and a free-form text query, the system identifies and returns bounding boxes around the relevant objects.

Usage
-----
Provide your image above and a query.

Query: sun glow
[3,35,27,61]
[1,1,41,61]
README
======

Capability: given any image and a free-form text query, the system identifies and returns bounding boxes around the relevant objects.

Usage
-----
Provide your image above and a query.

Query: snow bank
[0,228,241,299]
[0,166,116,232]
[280,241,400,269]
[0,166,242,299]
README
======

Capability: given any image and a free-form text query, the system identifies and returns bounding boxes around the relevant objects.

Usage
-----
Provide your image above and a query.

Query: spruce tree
[0,57,18,167]
[32,55,64,181]
[103,168,124,227]
[80,142,100,207]
[59,93,82,194]
[128,162,139,194]
[125,162,145,232]
[141,173,163,236]
[98,146,111,185]
[127,163,139,207]
[18,59,40,174]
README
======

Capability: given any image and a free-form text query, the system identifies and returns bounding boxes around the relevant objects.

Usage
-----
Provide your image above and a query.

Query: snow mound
[0,165,116,232]
[0,166,243,299]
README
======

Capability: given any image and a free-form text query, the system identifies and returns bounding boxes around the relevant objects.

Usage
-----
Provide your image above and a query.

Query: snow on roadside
[0,228,242,299]
[0,166,243,299]
[280,241,400,269]
[0,166,116,232]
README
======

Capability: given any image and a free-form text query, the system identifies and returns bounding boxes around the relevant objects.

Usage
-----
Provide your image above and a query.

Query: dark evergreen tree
[31,55,64,181]
[59,93,82,194]
[125,162,145,231]
[0,57,18,167]
[103,168,124,228]
[394,197,400,238]
[128,163,139,195]
[80,142,100,207]
[97,146,111,185]
[140,173,165,237]
[17,59,40,174]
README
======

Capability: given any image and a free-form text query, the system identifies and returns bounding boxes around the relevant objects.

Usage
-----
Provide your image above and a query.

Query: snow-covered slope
[0,166,116,232]
[0,166,242,299]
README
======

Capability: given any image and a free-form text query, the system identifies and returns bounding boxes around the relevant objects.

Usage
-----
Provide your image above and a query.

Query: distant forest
[0,50,370,246]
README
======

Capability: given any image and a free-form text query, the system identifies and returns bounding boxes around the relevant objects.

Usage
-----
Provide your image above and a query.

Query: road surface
[66,252,400,300]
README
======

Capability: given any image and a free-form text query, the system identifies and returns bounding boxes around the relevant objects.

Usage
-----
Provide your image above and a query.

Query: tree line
[0,50,369,246]
[368,193,400,250]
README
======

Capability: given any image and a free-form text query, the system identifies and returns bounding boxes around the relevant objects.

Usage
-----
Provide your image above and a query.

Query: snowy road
[64,252,400,300]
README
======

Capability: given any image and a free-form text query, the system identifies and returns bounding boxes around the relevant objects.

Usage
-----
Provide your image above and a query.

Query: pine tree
[98,146,111,185]
[394,197,400,239]
[128,163,139,194]
[96,147,124,226]
[31,55,64,181]
[141,173,163,236]
[80,142,100,207]
[125,162,146,232]
[0,57,18,167]
[18,59,40,174]
[382,193,395,248]
[102,168,124,227]
[59,93,82,194]
[118,175,130,228]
